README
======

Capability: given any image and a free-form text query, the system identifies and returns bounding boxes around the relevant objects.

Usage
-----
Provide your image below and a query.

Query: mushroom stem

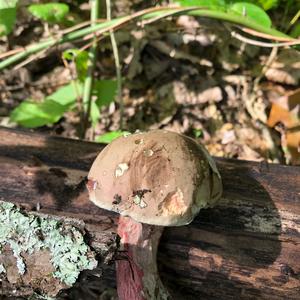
[116,216,171,300]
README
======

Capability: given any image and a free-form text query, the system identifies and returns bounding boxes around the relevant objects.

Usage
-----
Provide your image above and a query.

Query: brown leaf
[267,89,300,164]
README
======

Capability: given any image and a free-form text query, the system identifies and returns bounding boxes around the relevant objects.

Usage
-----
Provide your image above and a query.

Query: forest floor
[1,5,300,166]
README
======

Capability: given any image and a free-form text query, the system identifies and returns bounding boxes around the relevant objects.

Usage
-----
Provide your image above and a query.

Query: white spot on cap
[133,195,141,205]
[143,149,154,157]
[115,163,129,178]
[140,199,147,208]
[132,195,147,208]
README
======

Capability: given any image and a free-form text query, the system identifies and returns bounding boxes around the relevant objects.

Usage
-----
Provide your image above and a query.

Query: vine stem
[106,0,123,130]
[0,6,294,71]
[81,0,100,139]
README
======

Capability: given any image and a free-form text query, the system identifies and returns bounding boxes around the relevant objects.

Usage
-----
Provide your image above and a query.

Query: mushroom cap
[87,130,222,226]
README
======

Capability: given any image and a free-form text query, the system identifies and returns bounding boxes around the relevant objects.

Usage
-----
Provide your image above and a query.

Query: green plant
[1,1,299,139]
[95,130,130,143]
[28,3,69,24]
[0,0,18,36]
[10,79,117,128]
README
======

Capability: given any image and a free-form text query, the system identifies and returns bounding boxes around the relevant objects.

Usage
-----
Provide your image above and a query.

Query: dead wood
[0,127,299,299]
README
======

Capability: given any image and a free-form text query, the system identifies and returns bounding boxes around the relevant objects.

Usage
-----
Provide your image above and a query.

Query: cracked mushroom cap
[87,130,222,226]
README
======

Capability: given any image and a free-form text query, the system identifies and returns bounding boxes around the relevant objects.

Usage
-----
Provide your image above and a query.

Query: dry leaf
[267,89,300,164]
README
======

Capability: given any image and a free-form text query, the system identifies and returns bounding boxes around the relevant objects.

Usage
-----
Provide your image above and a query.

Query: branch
[230,30,300,47]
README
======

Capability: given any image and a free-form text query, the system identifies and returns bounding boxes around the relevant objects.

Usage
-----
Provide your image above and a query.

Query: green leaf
[224,0,278,11]
[193,128,203,138]
[95,131,130,144]
[90,100,100,127]
[9,79,117,128]
[0,7,16,36]
[62,49,79,61]
[63,49,89,81]
[10,82,80,128]
[28,3,69,24]
[0,0,18,9]
[257,0,278,10]
[177,0,226,9]
[47,82,82,106]
[228,2,272,28]
[290,23,300,38]
[10,100,67,128]
[93,80,118,107]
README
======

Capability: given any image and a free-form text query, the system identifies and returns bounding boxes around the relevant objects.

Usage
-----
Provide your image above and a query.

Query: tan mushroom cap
[87,130,222,226]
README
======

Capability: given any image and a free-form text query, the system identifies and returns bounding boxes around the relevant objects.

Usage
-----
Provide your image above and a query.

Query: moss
[0,201,97,286]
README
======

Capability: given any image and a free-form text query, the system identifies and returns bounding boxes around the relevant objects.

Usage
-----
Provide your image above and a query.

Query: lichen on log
[0,201,97,297]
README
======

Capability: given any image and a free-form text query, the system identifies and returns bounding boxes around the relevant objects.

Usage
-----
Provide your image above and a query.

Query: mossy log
[0,127,299,299]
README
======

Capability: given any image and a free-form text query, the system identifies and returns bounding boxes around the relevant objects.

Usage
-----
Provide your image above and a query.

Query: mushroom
[87,130,222,299]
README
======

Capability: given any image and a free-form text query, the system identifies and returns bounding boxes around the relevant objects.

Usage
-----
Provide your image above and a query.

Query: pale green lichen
[0,201,97,286]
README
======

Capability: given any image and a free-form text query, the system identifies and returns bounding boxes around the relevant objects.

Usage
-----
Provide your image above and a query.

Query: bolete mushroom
[87,130,222,299]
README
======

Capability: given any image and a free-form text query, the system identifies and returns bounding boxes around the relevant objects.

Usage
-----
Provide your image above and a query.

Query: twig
[79,7,201,52]
[0,6,176,71]
[245,47,278,123]
[0,39,56,70]
[0,47,27,59]
[286,9,300,32]
[82,6,181,40]
[81,0,100,139]
[230,31,300,47]
[13,47,49,70]
[241,27,296,42]
[290,10,300,26]
[79,35,106,52]
[61,18,107,35]
[255,47,278,85]
[137,8,192,26]
[106,0,123,130]
[0,19,107,60]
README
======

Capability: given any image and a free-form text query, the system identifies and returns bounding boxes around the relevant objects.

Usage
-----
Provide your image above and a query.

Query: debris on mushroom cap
[115,163,129,178]
[87,130,222,226]
[143,149,154,157]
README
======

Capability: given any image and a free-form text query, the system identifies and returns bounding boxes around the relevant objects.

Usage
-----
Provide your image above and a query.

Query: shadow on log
[0,127,299,299]
[160,169,284,299]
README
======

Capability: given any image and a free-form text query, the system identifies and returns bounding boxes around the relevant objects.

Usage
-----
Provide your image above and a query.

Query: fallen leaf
[267,89,300,164]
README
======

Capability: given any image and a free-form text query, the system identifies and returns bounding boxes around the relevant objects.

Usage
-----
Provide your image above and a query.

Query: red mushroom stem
[116,216,170,300]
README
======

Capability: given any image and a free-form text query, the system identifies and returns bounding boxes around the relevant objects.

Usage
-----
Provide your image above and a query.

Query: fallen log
[0,126,299,299]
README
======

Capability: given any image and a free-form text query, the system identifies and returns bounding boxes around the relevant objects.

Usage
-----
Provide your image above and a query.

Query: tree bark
[0,127,299,299]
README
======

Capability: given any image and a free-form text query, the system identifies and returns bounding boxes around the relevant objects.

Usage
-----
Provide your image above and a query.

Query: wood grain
[0,127,299,299]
